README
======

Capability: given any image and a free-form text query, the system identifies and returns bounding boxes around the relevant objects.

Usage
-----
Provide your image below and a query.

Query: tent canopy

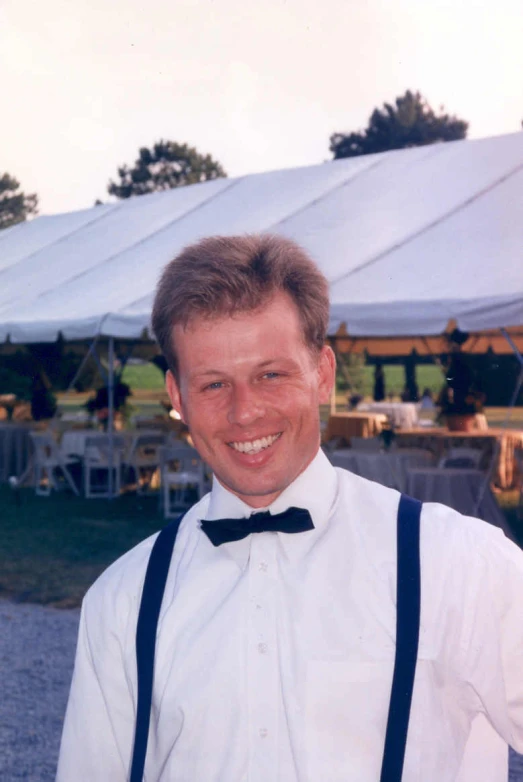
[1,131,523,352]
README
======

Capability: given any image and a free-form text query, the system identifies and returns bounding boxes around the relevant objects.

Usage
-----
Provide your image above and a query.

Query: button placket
[247,534,278,782]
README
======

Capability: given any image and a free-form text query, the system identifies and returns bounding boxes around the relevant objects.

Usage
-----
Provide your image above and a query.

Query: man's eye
[205,381,224,391]
[263,372,280,379]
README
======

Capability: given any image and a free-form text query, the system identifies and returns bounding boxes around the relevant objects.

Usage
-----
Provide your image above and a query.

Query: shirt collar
[201,448,338,569]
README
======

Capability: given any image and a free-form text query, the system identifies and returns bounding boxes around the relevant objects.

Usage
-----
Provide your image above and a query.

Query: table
[405,467,512,539]
[328,448,435,493]
[358,402,419,430]
[324,412,388,442]
[0,423,34,483]
[394,427,523,489]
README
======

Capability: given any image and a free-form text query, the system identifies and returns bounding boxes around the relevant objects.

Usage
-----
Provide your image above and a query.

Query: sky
[1,0,523,216]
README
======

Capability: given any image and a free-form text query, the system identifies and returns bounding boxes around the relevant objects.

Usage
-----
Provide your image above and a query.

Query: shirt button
[257,642,268,654]
[259,728,268,738]
[259,561,268,572]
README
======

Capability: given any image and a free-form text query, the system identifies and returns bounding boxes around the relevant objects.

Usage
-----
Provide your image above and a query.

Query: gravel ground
[0,600,79,781]
[0,598,522,781]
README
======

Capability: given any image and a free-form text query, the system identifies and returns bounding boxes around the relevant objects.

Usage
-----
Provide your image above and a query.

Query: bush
[0,367,32,400]
[30,389,57,420]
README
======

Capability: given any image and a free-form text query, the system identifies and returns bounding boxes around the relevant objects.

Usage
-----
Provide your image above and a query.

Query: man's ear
[165,370,185,423]
[317,345,336,405]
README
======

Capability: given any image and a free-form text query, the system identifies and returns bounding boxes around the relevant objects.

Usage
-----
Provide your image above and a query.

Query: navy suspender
[129,514,184,782]
[380,494,422,782]
[130,496,422,782]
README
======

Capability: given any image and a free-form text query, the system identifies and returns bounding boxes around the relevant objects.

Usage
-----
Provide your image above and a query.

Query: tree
[330,90,468,159]
[0,173,38,230]
[107,140,226,199]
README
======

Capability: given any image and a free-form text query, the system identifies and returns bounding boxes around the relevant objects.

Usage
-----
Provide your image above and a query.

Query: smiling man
[57,234,523,782]
[165,288,334,507]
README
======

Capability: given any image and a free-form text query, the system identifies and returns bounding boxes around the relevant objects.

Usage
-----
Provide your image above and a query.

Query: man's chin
[215,473,289,508]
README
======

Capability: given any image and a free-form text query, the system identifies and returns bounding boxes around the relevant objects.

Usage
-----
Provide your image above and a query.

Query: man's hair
[151,233,330,377]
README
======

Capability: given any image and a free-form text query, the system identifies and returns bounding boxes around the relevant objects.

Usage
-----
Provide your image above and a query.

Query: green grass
[0,487,164,608]
[121,363,165,390]
[342,364,444,398]
[0,483,521,609]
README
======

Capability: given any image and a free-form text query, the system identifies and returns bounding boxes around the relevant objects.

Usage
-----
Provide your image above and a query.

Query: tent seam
[101,162,397,315]
[32,178,243,295]
[268,143,448,232]
[329,158,523,286]
[0,178,242,312]
[0,203,123,279]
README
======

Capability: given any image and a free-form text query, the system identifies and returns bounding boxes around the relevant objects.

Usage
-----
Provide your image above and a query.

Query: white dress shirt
[57,449,523,781]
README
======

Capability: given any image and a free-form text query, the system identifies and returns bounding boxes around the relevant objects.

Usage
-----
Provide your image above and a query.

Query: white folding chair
[29,431,80,496]
[437,447,483,469]
[160,445,209,518]
[124,431,166,493]
[83,434,125,498]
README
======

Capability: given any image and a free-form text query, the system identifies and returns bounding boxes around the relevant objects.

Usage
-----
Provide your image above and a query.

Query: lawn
[0,487,164,608]
[121,362,165,390]
[1,482,521,609]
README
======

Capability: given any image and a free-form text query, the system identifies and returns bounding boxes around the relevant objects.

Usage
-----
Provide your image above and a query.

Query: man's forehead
[172,293,301,338]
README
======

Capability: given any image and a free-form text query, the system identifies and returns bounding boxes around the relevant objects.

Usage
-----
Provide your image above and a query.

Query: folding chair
[125,431,166,494]
[160,445,209,518]
[83,434,125,498]
[29,431,80,496]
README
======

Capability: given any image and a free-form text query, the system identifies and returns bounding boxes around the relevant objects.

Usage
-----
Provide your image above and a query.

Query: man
[57,234,523,781]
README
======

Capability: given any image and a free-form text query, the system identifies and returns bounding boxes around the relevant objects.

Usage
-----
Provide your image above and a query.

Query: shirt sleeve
[457,523,523,752]
[56,578,137,781]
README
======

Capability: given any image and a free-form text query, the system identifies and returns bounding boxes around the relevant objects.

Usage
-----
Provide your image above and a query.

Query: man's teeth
[230,433,281,454]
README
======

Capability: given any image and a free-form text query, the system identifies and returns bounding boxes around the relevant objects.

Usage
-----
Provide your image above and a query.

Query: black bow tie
[200,506,315,547]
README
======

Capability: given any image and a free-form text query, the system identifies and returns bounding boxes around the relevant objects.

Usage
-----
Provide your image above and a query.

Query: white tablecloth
[328,448,434,493]
[405,467,510,535]
[0,423,33,483]
[358,402,419,430]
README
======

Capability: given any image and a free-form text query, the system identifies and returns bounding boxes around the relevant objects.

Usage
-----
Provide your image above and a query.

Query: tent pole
[108,336,115,498]
[500,328,523,367]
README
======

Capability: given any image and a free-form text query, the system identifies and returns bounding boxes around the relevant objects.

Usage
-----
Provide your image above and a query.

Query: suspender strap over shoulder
[131,496,421,782]
[130,515,184,782]
[380,494,422,782]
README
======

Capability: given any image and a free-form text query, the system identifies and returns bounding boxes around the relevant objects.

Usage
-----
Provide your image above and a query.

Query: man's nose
[227,384,265,426]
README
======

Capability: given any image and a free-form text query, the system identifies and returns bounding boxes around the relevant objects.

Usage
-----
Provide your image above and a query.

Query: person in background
[57,234,523,782]
[419,387,436,409]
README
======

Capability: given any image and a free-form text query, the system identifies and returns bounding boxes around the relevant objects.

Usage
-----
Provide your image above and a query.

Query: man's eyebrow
[192,358,296,378]
[192,369,226,378]
[258,358,297,367]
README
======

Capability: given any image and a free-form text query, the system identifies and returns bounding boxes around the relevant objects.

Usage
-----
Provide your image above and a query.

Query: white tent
[1,131,523,349]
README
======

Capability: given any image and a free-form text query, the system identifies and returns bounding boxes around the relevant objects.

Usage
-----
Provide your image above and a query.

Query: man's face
[166,292,335,508]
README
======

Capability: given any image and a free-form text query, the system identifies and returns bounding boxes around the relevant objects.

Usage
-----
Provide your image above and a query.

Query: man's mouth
[228,432,282,455]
